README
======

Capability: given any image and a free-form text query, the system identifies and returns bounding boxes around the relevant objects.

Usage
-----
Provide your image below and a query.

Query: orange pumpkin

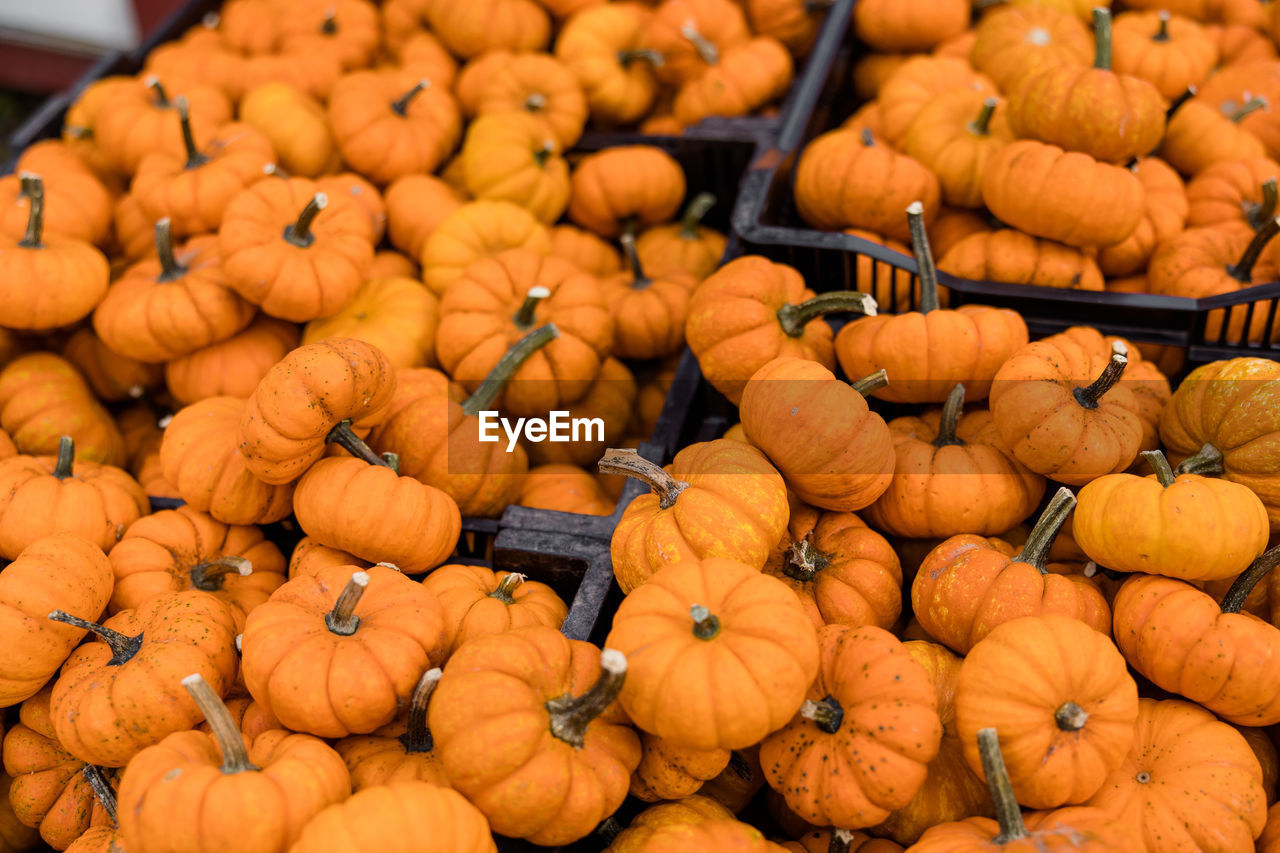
[1111,10,1218,101]
[0,142,112,246]
[302,276,439,370]
[421,564,568,658]
[939,228,1105,291]
[426,0,550,59]
[1095,157,1188,277]
[472,52,587,148]
[901,92,1014,210]
[93,77,232,175]
[672,37,794,127]
[549,224,622,277]
[634,192,726,280]
[164,315,300,406]
[333,669,450,791]
[239,82,339,178]
[1160,97,1267,177]
[519,463,614,516]
[567,146,685,237]
[59,329,164,405]
[630,736,729,803]
[385,174,465,262]
[289,781,496,853]
[878,56,998,146]
[275,0,379,70]
[643,0,750,85]
[460,112,570,225]
[969,4,1092,93]
[554,3,660,126]
[420,200,551,297]
[0,353,125,466]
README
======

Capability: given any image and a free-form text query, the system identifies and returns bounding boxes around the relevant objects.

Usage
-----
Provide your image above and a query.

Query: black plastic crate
[730,0,1280,364]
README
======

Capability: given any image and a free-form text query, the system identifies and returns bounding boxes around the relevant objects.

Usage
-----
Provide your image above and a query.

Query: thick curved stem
[1093,7,1112,70]
[48,611,142,666]
[190,556,252,591]
[1142,450,1176,487]
[512,286,550,329]
[325,571,369,635]
[490,573,526,603]
[547,648,627,748]
[81,766,117,826]
[1221,545,1280,614]
[182,673,260,773]
[977,728,1028,843]
[154,218,187,282]
[619,231,651,290]
[1153,10,1170,41]
[679,192,716,240]
[1073,351,1129,409]
[777,291,877,337]
[680,19,718,65]
[1228,215,1280,282]
[1232,95,1268,123]
[690,604,721,640]
[327,420,393,468]
[934,384,966,447]
[598,448,689,509]
[462,323,559,415]
[1168,86,1197,118]
[283,193,327,248]
[1013,487,1076,573]
[174,96,208,169]
[52,435,75,479]
[391,79,430,116]
[1175,443,1225,477]
[800,696,844,734]
[398,668,442,753]
[17,173,44,248]
[1055,701,1089,731]
[1246,179,1279,232]
[969,97,998,136]
[849,369,889,397]
[906,201,940,313]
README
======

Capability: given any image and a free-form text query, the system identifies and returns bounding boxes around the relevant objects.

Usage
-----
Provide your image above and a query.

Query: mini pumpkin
[239,82,339,178]
[0,353,125,466]
[1095,157,1188,278]
[472,52,587,148]
[420,200,551,296]
[901,92,1015,210]
[1160,98,1267,176]
[333,669,449,791]
[630,735,729,803]
[289,781,496,853]
[554,3,661,126]
[939,228,1105,291]
[460,112,570,224]
[93,77,232,175]
[1185,157,1280,230]
[634,192,726,280]
[1111,10,1218,101]
[164,315,300,406]
[302,276,439,370]
[421,564,568,657]
[672,37,794,127]
[385,174,464,262]
[567,146,685,237]
[878,56,998,147]
[426,0,550,58]
[969,4,1092,93]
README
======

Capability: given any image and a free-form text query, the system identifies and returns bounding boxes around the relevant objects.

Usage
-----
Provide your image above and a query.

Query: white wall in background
[0,0,140,54]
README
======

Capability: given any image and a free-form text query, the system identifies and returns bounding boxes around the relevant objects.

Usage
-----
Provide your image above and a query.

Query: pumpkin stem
[1245,178,1279,232]
[190,556,253,591]
[906,201,941,313]
[1072,348,1128,409]
[784,536,830,582]
[1231,95,1268,123]
[679,192,716,240]
[283,192,327,248]
[800,696,844,734]
[144,75,171,108]
[182,673,261,773]
[596,816,625,845]
[690,604,721,640]
[1228,215,1280,282]
[598,448,689,509]
[1055,701,1089,731]
[1093,7,1112,70]
[1220,545,1280,614]
[462,323,560,416]
[81,766,118,827]
[1152,9,1170,41]
[828,830,855,853]
[262,162,290,180]
[525,92,547,112]
[619,231,652,290]
[174,96,209,169]
[1167,86,1197,118]
[1013,487,1076,573]
[391,78,430,116]
[17,173,44,249]
[977,728,1029,842]
[321,7,337,34]
[860,128,875,147]
[533,139,557,168]
[969,97,998,136]
[849,369,889,397]
[154,218,188,282]
[680,19,719,65]
[512,285,550,329]
[327,420,394,468]
[1175,442,1225,477]
[728,750,754,780]
[618,49,664,68]
[546,648,627,748]
[47,611,143,666]
[777,291,878,337]
[934,384,967,447]
[489,572,526,604]
[398,668,442,753]
[1142,450,1177,487]
[325,571,369,635]
[52,435,75,479]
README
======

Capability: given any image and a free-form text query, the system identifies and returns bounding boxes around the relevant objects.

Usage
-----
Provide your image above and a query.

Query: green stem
[977,728,1028,843]
[849,369,889,397]
[325,571,369,635]
[283,193,327,248]
[52,435,74,479]
[860,128,875,147]
[969,97,998,136]
[679,193,716,240]
[327,420,393,468]
[800,696,844,734]
[461,324,560,416]
[489,573,526,604]
[17,174,44,249]
[620,232,651,290]
[1013,487,1075,573]
[155,218,187,282]
[512,286,549,329]
[182,673,260,773]
[546,648,627,748]
[1220,545,1280,614]
[1142,450,1176,487]
[907,201,940,313]
[81,766,117,826]
[47,611,142,666]
[398,668,441,753]
[190,556,252,591]
[690,604,721,640]
[934,384,966,447]
[598,448,688,509]
[1232,95,1268,122]
[1093,7,1112,70]
[776,291,877,337]
[1073,351,1129,409]
[1175,443,1225,477]
[175,96,208,169]
[391,79,430,116]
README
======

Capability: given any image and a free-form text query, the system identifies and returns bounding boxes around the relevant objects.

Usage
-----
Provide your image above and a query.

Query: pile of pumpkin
[796,0,1280,339]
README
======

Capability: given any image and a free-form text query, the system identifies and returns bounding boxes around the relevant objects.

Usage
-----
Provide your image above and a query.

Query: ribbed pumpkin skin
[288,782,496,853]
[629,734,729,802]
[908,806,1143,852]
[420,564,568,657]
[609,440,788,592]
[1112,574,1280,726]
[954,614,1139,810]
[761,625,942,829]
